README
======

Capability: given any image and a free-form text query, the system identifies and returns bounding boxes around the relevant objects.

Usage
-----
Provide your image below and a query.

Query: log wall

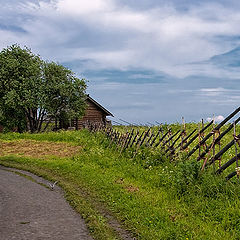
[76,99,106,129]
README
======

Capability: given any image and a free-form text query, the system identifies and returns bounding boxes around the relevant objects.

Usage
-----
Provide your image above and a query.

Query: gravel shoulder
[0,166,93,240]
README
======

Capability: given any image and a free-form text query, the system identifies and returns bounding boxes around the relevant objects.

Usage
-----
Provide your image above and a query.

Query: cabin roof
[86,95,114,117]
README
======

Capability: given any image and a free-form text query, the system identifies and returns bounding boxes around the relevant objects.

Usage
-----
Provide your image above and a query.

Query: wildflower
[236,167,240,176]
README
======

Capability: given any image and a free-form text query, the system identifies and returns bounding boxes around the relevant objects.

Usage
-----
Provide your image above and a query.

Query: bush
[133,147,167,168]
[171,159,201,195]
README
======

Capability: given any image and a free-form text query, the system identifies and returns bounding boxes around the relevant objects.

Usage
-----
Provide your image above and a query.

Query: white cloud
[199,87,227,97]
[2,0,240,77]
[206,115,225,122]
[56,0,113,15]
[1,0,240,124]
[199,88,240,97]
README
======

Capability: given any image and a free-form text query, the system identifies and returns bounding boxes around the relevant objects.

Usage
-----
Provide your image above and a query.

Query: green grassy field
[0,125,240,239]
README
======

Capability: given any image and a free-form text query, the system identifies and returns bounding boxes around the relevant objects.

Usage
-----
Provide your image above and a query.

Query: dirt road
[0,166,93,240]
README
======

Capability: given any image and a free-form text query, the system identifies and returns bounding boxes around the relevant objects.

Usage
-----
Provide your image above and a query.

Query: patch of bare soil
[0,140,81,159]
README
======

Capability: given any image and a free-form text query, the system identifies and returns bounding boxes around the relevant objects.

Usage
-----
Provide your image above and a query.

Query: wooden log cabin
[0,95,113,132]
[74,95,113,130]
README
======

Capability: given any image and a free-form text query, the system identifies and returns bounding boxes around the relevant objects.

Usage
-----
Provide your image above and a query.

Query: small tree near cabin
[0,44,87,133]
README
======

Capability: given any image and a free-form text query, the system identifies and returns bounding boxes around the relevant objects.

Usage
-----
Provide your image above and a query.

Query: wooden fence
[83,107,240,182]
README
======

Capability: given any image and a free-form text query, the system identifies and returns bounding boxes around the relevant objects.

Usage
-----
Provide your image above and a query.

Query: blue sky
[1,0,240,124]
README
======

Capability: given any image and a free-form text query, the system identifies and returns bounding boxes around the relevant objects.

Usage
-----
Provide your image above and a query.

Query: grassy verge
[0,129,240,239]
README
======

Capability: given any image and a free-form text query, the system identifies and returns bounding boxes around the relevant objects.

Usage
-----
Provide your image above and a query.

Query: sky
[1,0,240,124]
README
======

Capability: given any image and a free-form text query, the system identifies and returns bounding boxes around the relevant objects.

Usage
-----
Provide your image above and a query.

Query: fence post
[180,117,186,150]
[212,116,216,171]
[234,121,239,183]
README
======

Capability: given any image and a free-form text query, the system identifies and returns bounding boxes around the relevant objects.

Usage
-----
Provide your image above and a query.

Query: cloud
[199,87,227,97]
[1,0,240,123]
[198,88,240,101]
[206,115,225,122]
[2,0,240,76]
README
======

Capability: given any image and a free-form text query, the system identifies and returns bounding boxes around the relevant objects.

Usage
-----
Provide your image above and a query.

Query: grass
[0,127,240,239]
[114,122,240,178]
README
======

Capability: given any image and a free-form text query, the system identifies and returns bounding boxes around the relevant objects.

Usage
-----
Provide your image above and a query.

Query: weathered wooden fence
[84,107,240,182]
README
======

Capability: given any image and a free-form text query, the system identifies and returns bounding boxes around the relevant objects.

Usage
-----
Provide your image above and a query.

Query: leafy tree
[41,61,87,132]
[0,44,87,133]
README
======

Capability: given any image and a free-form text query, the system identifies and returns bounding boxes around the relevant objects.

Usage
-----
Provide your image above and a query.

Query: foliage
[134,147,168,168]
[1,128,240,239]
[0,44,87,133]
[0,44,41,132]
[171,159,202,195]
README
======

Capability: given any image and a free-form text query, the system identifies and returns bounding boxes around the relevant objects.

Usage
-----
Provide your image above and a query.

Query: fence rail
[83,107,240,182]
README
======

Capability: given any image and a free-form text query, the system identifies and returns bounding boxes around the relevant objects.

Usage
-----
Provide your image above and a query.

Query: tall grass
[0,126,240,239]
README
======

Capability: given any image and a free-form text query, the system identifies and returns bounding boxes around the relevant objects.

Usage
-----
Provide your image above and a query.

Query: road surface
[0,166,93,240]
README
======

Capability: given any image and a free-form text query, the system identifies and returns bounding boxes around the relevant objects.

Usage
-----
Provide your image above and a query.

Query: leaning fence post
[180,117,186,150]
[212,116,216,171]
[124,129,134,150]
[120,132,129,154]
[146,129,155,147]
[165,127,172,151]
[198,123,201,160]
[188,107,240,157]
[234,121,239,183]
[129,130,139,148]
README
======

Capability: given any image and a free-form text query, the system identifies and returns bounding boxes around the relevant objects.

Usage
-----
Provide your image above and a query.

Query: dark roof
[87,95,114,117]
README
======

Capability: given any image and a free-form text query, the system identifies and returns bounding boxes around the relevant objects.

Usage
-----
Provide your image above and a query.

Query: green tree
[0,44,87,133]
[41,61,87,132]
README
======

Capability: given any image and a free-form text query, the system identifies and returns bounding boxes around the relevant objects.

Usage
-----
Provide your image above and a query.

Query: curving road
[0,166,93,240]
